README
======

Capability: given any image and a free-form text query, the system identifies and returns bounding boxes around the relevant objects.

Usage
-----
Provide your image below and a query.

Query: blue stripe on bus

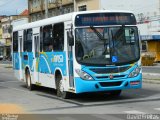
[13,52,20,70]
[15,52,67,76]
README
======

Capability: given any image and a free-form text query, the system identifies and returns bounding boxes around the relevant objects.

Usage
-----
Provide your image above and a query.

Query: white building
[11,18,28,28]
[100,0,159,21]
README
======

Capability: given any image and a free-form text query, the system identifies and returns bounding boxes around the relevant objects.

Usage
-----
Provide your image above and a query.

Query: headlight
[75,69,93,80]
[128,66,141,78]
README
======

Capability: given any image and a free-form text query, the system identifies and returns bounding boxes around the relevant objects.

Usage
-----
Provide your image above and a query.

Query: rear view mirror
[125,28,136,44]
[67,31,74,46]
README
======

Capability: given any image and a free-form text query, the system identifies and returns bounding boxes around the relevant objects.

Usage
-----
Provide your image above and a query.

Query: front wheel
[57,77,70,99]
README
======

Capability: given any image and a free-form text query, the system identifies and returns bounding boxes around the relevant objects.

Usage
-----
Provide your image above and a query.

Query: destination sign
[75,13,136,26]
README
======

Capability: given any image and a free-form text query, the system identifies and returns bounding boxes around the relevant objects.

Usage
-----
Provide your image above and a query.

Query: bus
[12,10,142,99]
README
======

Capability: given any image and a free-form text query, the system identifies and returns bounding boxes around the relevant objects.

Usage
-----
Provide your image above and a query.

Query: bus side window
[40,27,43,52]
[23,29,32,52]
[23,30,27,52]
[43,25,53,52]
[53,23,64,51]
[13,31,18,52]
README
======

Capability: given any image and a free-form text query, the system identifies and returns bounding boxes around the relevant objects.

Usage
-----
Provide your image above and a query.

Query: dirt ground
[0,103,25,114]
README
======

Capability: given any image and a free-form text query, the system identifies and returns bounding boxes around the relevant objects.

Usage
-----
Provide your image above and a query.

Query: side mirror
[67,31,74,46]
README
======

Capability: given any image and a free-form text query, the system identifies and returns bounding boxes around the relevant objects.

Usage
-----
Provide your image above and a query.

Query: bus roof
[13,10,134,31]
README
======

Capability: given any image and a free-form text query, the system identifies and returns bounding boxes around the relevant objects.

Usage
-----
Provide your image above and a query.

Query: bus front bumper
[74,73,142,93]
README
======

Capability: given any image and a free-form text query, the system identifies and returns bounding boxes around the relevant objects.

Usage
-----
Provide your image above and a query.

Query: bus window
[40,27,43,52]
[43,25,53,52]
[13,31,18,52]
[53,23,64,51]
[23,30,26,51]
[24,29,32,52]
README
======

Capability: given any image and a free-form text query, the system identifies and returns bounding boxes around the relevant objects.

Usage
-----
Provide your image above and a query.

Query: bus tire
[109,90,121,97]
[56,75,70,99]
[26,69,34,91]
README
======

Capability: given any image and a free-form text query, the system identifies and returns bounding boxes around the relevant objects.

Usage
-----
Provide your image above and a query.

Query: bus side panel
[38,52,68,89]
[22,52,34,79]
[13,52,20,80]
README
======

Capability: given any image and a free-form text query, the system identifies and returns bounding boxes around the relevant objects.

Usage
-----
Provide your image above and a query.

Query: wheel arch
[54,68,63,89]
[24,65,31,81]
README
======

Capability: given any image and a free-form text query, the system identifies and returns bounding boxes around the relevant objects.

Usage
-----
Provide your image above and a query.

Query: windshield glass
[75,26,140,66]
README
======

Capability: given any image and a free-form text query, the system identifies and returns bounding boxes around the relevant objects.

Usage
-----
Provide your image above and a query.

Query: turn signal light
[130,81,140,85]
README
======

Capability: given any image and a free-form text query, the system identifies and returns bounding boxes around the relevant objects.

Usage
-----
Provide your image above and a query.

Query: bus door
[65,22,74,88]
[18,31,24,81]
[33,28,40,84]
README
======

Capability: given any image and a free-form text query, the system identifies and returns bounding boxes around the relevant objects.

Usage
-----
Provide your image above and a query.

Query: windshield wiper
[112,25,125,40]
[90,26,111,55]
[90,26,106,41]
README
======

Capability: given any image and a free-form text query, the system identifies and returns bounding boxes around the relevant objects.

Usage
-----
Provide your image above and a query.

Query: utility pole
[45,0,48,18]
[159,0,160,16]
[74,0,76,12]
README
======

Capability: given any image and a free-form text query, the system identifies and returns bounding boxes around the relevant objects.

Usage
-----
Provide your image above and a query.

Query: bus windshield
[75,26,140,66]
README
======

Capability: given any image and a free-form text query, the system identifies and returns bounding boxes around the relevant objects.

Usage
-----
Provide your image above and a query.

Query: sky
[0,0,28,15]
[101,0,159,18]
[0,0,158,17]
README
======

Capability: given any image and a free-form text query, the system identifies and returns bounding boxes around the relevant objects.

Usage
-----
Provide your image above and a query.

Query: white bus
[12,10,142,98]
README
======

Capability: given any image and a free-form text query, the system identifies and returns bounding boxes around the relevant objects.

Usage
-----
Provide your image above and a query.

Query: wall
[76,0,100,11]
[28,0,74,22]
[100,0,159,21]
[12,18,29,27]
[138,20,160,41]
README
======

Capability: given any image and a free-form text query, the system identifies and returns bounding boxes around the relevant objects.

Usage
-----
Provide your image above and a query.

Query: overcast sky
[101,0,159,17]
[0,0,28,15]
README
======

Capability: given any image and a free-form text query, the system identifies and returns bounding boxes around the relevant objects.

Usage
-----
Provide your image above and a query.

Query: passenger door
[33,28,40,84]
[18,31,24,80]
[65,22,74,88]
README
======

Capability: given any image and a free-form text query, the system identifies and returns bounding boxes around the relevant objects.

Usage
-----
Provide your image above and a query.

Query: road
[0,66,160,120]
[0,60,11,65]
[142,65,160,74]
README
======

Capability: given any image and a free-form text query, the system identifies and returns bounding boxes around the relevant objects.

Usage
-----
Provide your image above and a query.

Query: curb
[143,72,160,84]
[142,73,160,76]
[0,64,12,68]
[143,79,160,84]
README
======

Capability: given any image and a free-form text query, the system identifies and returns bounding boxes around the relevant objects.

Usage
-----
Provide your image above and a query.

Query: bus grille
[96,75,125,79]
[99,81,122,87]
[90,66,131,74]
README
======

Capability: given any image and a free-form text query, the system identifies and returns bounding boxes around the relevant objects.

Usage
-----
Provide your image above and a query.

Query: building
[28,0,160,22]
[0,16,6,58]
[28,0,101,22]
[75,0,100,12]
[28,0,73,22]
[0,10,29,59]
[100,0,160,22]
[138,17,160,62]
